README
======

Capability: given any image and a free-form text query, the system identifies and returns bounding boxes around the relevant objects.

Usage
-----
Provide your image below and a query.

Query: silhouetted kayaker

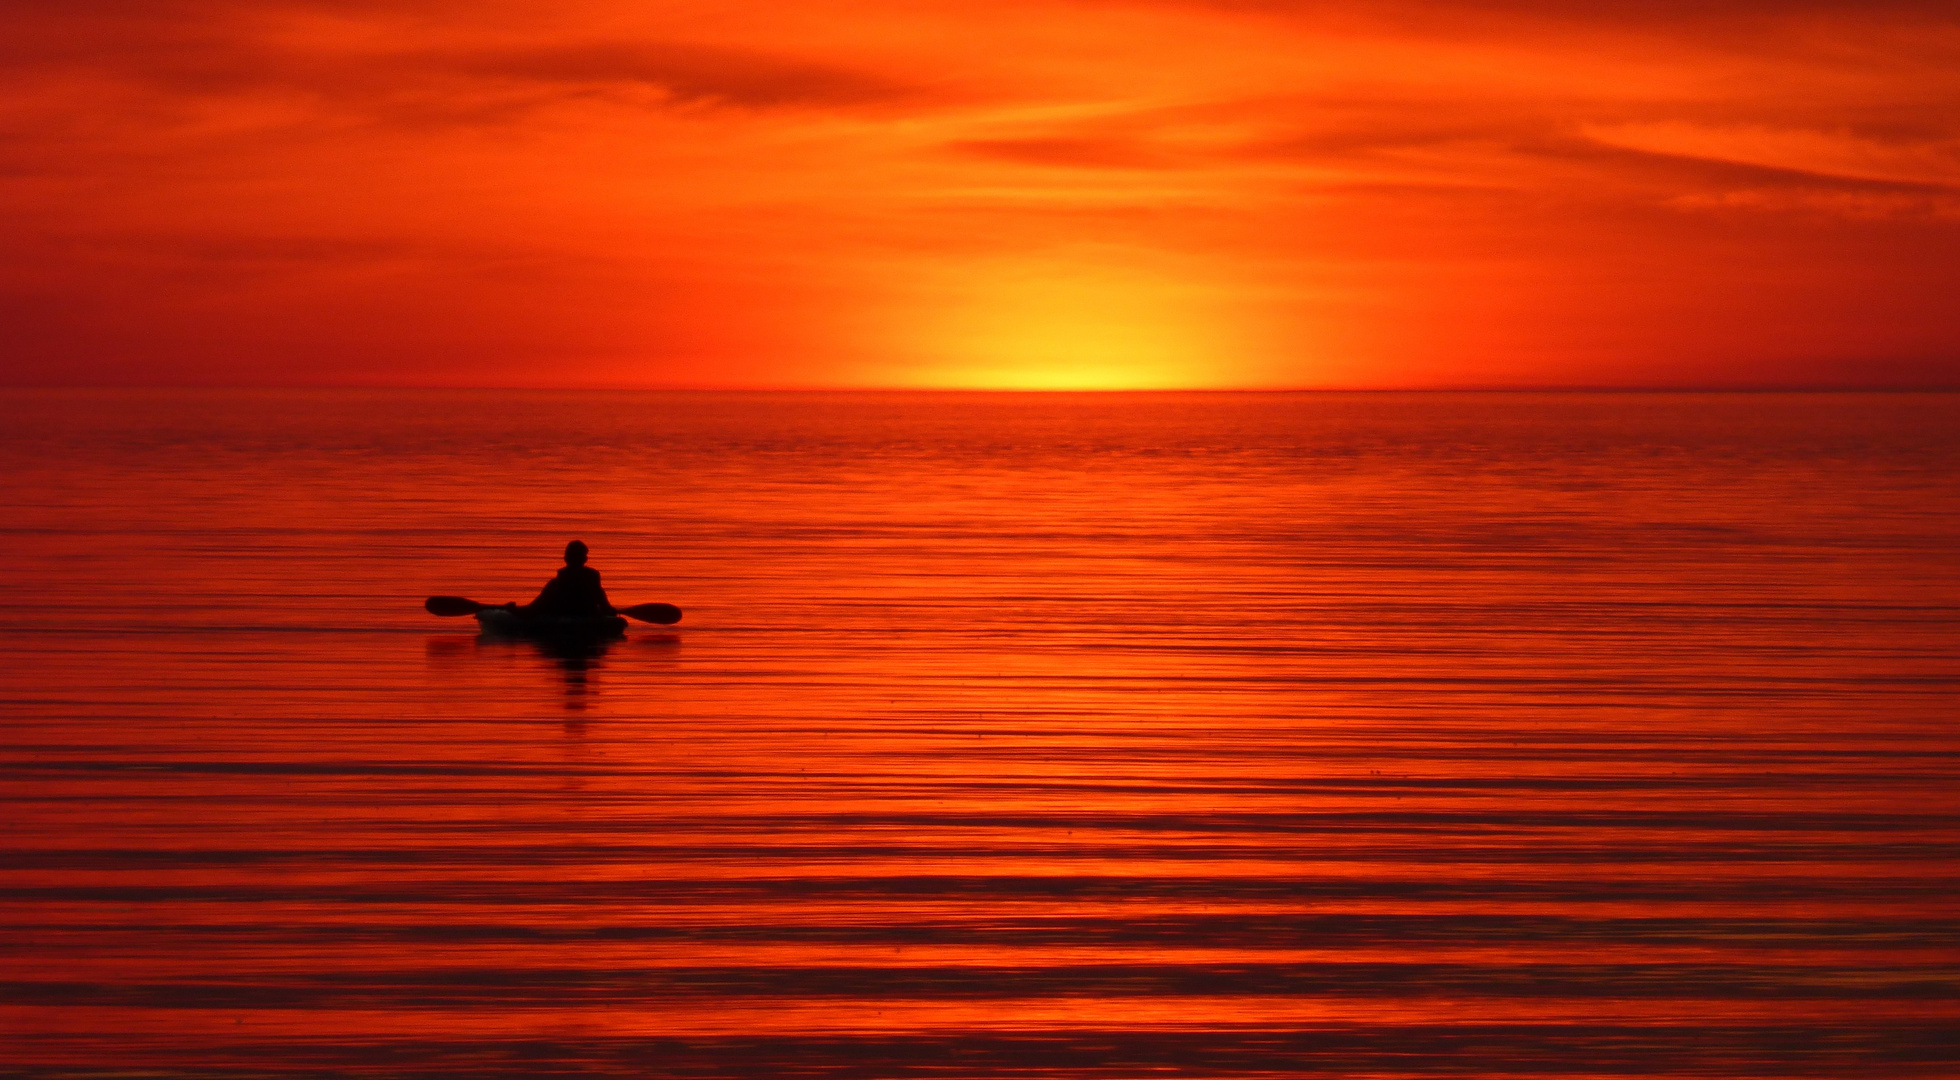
[524,540,615,617]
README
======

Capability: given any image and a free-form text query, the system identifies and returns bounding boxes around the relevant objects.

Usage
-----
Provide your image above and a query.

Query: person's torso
[557,565,602,589]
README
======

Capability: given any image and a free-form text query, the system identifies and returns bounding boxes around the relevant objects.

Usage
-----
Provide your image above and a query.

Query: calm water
[2,390,1957,1077]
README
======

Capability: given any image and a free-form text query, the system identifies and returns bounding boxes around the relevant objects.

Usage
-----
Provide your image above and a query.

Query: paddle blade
[425,596,485,617]
[619,602,682,625]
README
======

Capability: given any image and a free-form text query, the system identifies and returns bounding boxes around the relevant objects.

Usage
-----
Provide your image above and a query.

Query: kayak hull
[475,608,627,639]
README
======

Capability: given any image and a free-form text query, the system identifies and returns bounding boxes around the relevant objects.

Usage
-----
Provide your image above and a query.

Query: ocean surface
[1,389,1956,1078]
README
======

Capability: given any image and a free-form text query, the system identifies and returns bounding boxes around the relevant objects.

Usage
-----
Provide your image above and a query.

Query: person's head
[564,540,589,566]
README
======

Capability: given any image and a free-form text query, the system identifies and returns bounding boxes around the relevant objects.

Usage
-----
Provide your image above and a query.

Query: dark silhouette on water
[522,540,615,617]
[423,542,678,627]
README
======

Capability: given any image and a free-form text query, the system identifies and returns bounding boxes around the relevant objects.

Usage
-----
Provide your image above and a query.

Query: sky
[1,0,1956,389]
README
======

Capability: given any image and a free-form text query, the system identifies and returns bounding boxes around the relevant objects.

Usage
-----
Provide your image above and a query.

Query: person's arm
[593,571,615,615]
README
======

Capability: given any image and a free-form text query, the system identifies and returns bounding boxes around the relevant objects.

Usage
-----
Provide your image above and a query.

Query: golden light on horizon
[899,256,1261,390]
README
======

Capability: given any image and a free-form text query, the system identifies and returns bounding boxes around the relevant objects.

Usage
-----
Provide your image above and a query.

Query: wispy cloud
[438,42,920,110]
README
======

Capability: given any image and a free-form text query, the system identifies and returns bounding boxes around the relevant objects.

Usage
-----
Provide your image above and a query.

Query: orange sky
[2,0,1956,388]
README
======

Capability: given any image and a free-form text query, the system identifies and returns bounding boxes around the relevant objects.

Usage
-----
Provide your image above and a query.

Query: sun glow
[902,257,1247,389]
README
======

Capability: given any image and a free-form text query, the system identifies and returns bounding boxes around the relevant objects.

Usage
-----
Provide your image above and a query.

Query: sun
[899,255,1248,389]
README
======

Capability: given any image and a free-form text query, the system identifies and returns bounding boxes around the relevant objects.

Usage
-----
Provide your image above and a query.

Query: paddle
[424,596,682,625]
[618,603,683,625]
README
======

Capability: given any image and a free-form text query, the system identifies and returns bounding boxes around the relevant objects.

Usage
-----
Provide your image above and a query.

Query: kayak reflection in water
[515,540,615,617]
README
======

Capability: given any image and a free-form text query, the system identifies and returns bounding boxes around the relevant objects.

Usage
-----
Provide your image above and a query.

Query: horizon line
[4,383,1958,394]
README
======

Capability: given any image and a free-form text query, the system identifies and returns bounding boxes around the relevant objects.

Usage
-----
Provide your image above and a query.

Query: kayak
[475,607,628,639]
